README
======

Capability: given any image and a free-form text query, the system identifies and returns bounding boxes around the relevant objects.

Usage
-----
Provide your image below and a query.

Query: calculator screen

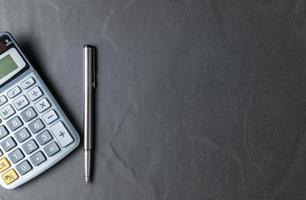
[0,48,26,85]
[0,55,18,79]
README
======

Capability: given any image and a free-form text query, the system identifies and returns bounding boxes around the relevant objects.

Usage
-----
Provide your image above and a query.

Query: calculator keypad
[0,74,77,188]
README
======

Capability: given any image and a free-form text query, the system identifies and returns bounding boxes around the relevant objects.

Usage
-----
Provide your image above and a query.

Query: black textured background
[1,0,306,199]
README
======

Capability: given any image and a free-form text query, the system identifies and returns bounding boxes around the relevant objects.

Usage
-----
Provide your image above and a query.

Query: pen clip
[92,49,96,89]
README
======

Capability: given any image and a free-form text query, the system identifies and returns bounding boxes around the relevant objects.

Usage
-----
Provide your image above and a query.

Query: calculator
[0,32,80,189]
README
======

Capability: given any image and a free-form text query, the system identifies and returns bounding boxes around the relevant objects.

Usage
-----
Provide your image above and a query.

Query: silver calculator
[0,32,80,189]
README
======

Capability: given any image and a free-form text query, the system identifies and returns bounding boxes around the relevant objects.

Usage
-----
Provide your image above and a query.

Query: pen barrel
[83,46,95,150]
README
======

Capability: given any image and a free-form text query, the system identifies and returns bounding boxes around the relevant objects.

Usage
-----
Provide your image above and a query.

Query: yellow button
[2,169,18,185]
[0,157,10,173]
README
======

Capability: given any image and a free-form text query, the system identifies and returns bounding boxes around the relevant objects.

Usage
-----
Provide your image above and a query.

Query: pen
[83,45,95,184]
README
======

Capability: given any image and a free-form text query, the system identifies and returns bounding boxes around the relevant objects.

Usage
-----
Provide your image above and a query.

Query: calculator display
[0,48,26,85]
[0,55,18,80]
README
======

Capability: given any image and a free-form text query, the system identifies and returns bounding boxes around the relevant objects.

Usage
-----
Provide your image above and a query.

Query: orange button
[0,157,10,173]
[2,169,18,185]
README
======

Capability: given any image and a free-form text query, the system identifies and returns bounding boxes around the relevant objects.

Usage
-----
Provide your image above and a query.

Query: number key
[7,116,23,131]
[1,137,16,152]
[36,131,52,145]
[21,107,37,122]
[22,139,38,154]
[16,160,32,175]
[8,148,24,164]
[14,128,31,143]
[28,119,45,134]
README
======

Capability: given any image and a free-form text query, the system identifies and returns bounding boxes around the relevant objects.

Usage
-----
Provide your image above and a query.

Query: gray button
[22,139,38,154]
[36,131,52,145]
[0,95,7,106]
[28,119,45,134]
[7,86,21,99]
[42,109,58,124]
[50,121,74,147]
[35,98,50,113]
[13,95,29,110]
[14,128,31,143]
[16,160,32,175]
[0,126,9,139]
[7,116,23,131]
[21,77,35,89]
[20,107,37,122]
[30,151,46,166]
[43,141,60,157]
[0,104,15,119]
[8,148,24,164]
[27,86,43,101]
[0,137,16,152]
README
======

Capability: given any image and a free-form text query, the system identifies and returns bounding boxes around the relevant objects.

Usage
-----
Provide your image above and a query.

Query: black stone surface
[1,0,306,199]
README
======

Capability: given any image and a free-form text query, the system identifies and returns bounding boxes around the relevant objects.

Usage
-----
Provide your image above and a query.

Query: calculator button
[35,98,51,113]
[22,139,38,154]
[43,141,60,157]
[21,77,35,89]
[0,104,15,119]
[0,126,9,140]
[42,110,58,124]
[14,128,31,143]
[36,131,52,145]
[28,119,45,134]
[50,121,74,147]
[20,107,37,122]
[8,148,24,164]
[13,95,29,110]
[27,86,43,101]
[7,86,21,99]
[7,116,23,131]
[30,151,46,166]
[16,160,32,175]
[1,137,16,152]
[0,157,10,173]
[2,169,18,185]
[0,96,7,107]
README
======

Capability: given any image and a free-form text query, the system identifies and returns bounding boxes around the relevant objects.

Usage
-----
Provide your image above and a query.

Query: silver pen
[83,45,95,184]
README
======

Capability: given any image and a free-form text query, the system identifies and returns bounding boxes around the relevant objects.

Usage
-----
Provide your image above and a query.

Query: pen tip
[85,177,90,185]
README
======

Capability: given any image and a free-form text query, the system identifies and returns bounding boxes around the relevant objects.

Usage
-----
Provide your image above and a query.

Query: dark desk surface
[1,0,306,199]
